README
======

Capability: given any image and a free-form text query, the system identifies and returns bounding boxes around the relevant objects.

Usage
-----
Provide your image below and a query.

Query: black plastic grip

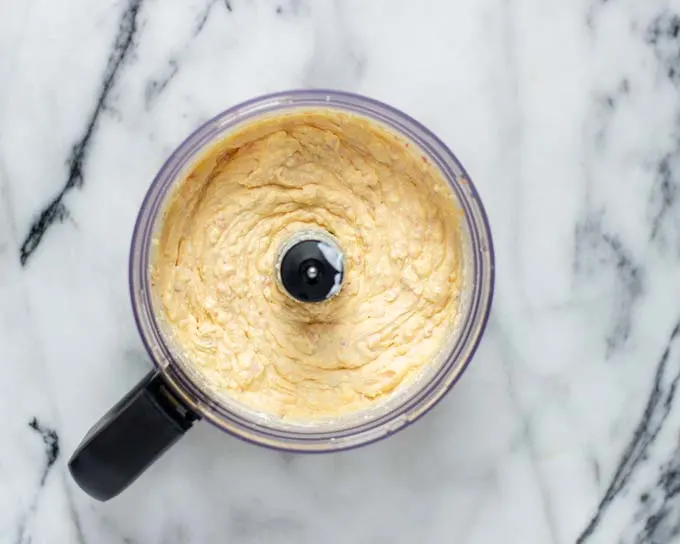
[68,371,198,501]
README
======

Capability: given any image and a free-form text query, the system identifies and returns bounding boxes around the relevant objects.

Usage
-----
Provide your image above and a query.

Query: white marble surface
[2,0,680,542]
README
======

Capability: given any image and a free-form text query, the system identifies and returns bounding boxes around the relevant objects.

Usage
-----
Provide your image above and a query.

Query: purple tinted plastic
[129,90,495,452]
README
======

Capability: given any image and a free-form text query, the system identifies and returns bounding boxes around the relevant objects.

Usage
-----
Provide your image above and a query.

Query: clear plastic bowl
[129,89,495,452]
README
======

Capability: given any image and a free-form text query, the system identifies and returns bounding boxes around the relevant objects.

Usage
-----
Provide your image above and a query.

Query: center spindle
[278,232,345,303]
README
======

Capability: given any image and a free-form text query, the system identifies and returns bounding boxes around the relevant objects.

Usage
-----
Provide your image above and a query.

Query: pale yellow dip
[151,110,463,420]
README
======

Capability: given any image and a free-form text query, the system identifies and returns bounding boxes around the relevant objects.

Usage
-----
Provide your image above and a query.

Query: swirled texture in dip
[151,110,463,419]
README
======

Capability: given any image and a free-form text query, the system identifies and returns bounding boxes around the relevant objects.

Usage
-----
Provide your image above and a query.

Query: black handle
[68,371,198,501]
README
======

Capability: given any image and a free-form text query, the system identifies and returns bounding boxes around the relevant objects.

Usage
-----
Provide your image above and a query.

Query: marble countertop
[2,0,680,542]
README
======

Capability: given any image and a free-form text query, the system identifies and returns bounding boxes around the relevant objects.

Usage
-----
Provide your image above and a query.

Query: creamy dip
[151,110,463,420]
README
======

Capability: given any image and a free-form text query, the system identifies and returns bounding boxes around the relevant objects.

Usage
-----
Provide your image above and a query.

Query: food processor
[68,90,495,501]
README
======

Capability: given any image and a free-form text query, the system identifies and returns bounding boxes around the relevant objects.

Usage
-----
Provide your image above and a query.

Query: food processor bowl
[70,90,495,501]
